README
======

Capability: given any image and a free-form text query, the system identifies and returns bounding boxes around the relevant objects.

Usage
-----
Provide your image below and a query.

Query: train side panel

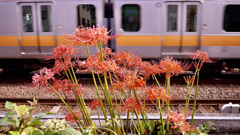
[56,0,105,58]
[201,0,240,58]
[0,1,21,58]
[114,0,162,58]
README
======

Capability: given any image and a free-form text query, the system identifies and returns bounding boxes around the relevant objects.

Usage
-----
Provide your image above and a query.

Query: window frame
[223,4,240,32]
[121,4,141,32]
[76,4,96,28]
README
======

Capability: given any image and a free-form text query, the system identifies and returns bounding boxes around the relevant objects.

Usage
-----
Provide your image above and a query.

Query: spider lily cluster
[32,25,211,135]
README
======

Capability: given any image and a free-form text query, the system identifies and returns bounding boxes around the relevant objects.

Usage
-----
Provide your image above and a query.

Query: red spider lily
[139,61,161,79]
[94,25,113,44]
[114,51,131,65]
[123,96,142,114]
[69,26,96,45]
[32,67,55,88]
[110,82,124,92]
[190,50,210,63]
[167,111,186,123]
[100,47,115,59]
[190,50,211,69]
[146,86,170,106]
[65,111,82,123]
[183,75,194,85]
[51,79,73,94]
[123,71,146,90]
[53,58,74,75]
[114,51,142,68]
[159,56,183,78]
[127,55,142,69]
[73,83,84,97]
[85,54,118,74]
[167,111,196,134]
[69,25,115,46]
[50,44,79,60]
[90,99,101,110]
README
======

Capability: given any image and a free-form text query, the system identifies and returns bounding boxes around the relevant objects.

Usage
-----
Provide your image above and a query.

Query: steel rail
[1,98,239,106]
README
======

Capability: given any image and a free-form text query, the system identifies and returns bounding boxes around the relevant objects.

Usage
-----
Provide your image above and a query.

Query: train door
[161,1,201,56]
[18,2,55,55]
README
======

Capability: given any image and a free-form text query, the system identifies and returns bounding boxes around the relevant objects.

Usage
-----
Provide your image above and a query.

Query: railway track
[0,74,239,84]
[1,98,239,106]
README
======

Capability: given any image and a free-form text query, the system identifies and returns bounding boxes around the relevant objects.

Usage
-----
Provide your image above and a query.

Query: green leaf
[31,112,55,122]
[5,101,15,110]
[43,129,54,135]
[14,104,28,117]
[0,112,14,123]
[9,131,20,135]
[28,120,43,126]
[32,130,44,135]
[59,128,82,135]
[149,120,155,132]
[27,107,35,112]
[23,126,41,135]
[5,117,20,127]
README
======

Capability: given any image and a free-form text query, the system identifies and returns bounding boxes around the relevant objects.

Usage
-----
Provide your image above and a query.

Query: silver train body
[0,0,240,72]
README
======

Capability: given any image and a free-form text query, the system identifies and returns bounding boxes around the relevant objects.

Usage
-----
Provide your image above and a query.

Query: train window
[22,6,33,32]
[41,5,52,32]
[186,5,197,32]
[167,5,178,32]
[223,5,240,32]
[77,5,96,27]
[122,5,140,32]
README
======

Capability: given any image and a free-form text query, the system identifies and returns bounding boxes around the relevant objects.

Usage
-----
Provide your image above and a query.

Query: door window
[186,5,197,32]
[167,5,178,32]
[122,4,140,32]
[223,5,240,32]
[22,6,33,32]
[41,5,52,32]
[77,4,96,27]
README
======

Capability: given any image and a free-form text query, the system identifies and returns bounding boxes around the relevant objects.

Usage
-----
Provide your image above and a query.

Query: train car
[113,0,240,73]
[0,0,105,74]
[0,0,240,74]
[113,0,240,58]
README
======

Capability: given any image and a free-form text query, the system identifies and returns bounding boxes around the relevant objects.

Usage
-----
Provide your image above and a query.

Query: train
[0,0,240,75]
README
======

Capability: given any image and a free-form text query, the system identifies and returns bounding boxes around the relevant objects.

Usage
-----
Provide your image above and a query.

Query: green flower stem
[97,73,108,111]
[133,88,148,125]
[166,74,171,111]
[47,81,84,127]
[112,72,128,98]
[67,68,93,126]
[96,109,102,127]
[126,110,130,135]
[133,110,144,134]
[166,73,170,131]
[98,42,116,131]
[109,71,125,135]
[86,44,108,122]
[185,61,200,116]
[158,98,165,135]
[184,83,190,116]
[64,69,91,125]
[66,70,91,125]
[130,114,141,135]
[153,74,166,131]
[63,69,74,106]
[75,97,90,125]
[153,74,161,88]
[190,69,200,127]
